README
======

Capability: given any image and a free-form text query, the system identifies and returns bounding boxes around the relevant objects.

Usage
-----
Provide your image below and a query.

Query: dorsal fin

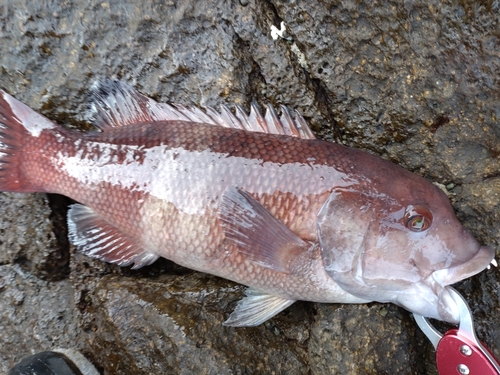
[89,80,175,131]
[89,80,316,139]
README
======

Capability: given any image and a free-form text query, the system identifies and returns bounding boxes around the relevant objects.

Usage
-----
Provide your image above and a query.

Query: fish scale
[0,80,494,327]
[40,120,342,293]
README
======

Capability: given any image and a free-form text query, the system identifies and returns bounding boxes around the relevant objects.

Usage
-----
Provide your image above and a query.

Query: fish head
[317,167,494,323]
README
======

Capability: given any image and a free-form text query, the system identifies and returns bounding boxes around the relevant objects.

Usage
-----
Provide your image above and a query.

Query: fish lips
[431,245,495,287]
[400,244,495,323]
[434,244,494,322]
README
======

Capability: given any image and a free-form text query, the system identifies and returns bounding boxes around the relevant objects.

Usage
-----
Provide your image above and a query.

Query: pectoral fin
[224,288,296,327]
[68,204,159,269]
[218,187,311,273]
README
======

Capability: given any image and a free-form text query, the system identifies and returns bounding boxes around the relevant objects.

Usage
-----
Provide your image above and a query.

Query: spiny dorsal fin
[89,80,174,131]
[89,80,316,139]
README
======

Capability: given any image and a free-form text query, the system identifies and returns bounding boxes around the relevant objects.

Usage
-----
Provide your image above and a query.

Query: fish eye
[404,205,433,232]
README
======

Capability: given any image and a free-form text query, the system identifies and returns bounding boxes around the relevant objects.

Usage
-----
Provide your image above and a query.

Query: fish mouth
[429,245,495,323]
[431,245,495,287]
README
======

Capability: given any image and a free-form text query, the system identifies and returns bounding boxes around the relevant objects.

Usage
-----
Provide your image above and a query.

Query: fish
[0,80,494,326]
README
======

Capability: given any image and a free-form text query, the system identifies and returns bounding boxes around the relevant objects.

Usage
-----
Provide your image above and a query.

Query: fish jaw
[390,228,495,322]
[394,246,494,323]
[421,244,494,323]
[321,242,494,324]
[431,245,495,286]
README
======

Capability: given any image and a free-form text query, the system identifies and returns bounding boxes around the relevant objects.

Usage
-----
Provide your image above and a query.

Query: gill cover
[315,188,414,301]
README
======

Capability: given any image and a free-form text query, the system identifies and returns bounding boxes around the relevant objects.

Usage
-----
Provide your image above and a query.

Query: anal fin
[223,288,296,327]
[68,204,158,269]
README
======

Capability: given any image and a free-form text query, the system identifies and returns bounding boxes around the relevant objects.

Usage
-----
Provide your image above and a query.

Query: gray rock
[0,0,498,374]
[83,273,309,374]
[0,193,69,281]
[0,265,81,373]
[308,303,432,375]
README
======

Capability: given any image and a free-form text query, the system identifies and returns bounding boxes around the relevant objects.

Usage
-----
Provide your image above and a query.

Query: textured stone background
[0,1,498,374]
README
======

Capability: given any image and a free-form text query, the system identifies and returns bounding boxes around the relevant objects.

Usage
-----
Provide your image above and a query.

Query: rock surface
[0,0,498,374]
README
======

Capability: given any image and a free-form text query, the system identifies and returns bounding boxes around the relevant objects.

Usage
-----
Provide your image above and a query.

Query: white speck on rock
[270,21,286,40]
[270,21,310,71]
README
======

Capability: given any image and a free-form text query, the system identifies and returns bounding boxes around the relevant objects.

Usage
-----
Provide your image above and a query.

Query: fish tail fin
[0,89,57,192]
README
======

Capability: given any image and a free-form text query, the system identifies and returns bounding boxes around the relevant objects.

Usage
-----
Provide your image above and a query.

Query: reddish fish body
[0,81,494,326]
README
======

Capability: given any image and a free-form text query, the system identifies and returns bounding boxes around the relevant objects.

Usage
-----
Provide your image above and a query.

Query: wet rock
[0,193,69,281]
[83,273,309,375]
[0,265,81,373]
[309,303,433,375]
[0,0,499,374]
[455,177,500,251]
